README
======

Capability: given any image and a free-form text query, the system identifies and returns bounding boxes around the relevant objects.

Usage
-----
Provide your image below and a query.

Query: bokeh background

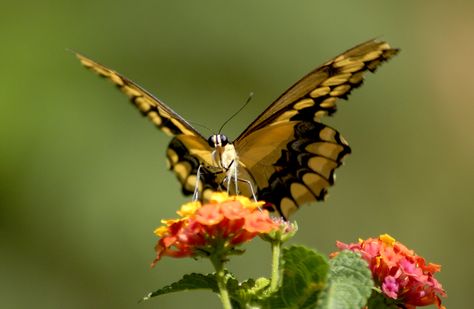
[1,1,472,308]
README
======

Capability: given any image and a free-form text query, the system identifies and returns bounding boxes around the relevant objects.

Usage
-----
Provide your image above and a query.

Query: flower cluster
[152,193,280,266]
[333,234,446,309]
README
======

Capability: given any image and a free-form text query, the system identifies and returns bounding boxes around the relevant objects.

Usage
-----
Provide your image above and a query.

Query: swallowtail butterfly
[75,39,398,218]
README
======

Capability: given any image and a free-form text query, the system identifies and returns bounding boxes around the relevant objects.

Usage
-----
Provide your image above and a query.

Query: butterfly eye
[207,134,228,147]
[207,135,216,147]
[219,135,228,146]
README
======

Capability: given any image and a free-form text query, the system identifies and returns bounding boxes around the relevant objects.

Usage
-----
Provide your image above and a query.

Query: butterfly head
[208,134,229,148]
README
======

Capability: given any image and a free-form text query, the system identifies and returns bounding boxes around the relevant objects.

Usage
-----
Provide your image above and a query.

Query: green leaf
[262,245,330,309]
[229,277,271,308]
[142,272,264,308]
[230,277,270,300]
[248,278,271,296]
[141,273,218,301]
[316,250,374,309]
[225,277,267,309]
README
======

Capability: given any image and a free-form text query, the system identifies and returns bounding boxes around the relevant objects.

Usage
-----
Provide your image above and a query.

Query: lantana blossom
[332,234,446,309]
[152,192,280,266]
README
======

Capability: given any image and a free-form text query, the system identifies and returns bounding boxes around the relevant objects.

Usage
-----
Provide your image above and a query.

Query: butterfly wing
[75,53,200,137]
[75,53,217,197]
[234,39,399,218]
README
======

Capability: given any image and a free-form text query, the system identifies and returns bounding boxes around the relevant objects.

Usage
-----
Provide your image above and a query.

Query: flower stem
[210,256,232,309]
[269,240,281,292]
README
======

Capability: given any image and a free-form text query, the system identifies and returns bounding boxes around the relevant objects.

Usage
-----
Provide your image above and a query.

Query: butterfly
[75,39,398,218]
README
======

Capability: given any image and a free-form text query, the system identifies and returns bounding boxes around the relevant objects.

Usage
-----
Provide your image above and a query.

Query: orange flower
[152,193,279,266]
[333,234,446,309]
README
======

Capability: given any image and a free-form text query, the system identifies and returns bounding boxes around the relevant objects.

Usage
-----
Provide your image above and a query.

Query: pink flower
[382,276,399,299]
[333,234,446,309]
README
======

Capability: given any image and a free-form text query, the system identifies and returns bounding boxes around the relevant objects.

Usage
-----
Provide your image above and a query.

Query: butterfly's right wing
[75,53,218,197]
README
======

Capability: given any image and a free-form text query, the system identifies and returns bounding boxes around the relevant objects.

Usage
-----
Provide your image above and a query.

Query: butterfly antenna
[218,92,254,134]
[189,121,214,135]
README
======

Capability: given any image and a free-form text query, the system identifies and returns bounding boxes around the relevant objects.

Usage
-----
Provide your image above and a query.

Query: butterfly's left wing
[235,40,399,218]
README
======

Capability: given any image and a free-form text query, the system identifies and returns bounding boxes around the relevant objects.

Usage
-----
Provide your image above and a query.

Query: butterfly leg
[222,175,238,195]
[224,159,236,195]
[233,162,239,194]
[236,178,258,202]
[225,175,232,195]
[192,165,203,201]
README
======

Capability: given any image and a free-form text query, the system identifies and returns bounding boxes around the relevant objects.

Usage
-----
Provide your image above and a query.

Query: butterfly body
[210,138,240,195]
[208,134,237,175]
[75,39,399,218]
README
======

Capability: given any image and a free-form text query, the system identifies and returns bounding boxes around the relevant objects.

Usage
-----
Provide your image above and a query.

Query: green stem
[269,240,281,292]
[210,256,232,309]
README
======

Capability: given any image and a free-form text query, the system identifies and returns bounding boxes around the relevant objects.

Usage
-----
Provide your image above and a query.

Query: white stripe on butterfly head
[208,134,229,148]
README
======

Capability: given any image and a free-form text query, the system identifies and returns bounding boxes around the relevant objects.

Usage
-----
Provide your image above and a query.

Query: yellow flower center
[379,233,396,246]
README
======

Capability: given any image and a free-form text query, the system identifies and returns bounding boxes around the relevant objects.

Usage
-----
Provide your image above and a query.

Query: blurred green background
[1,1,472,308]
